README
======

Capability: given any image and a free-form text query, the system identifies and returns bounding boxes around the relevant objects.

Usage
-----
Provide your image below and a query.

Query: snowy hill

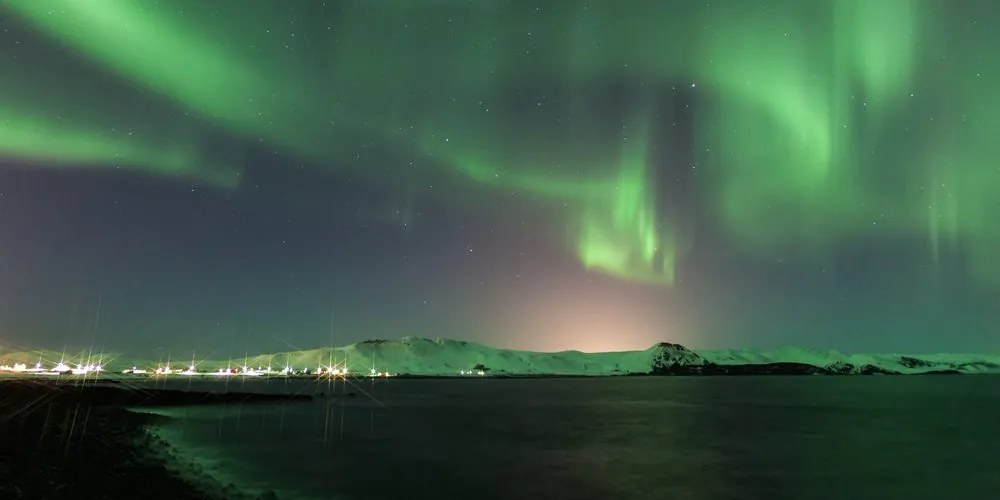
[698,347,1000,375]
[3,337,1000,376]
[238,337,667,376]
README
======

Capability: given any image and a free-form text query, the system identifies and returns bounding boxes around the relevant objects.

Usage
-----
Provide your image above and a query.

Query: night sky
[1,0,998,356]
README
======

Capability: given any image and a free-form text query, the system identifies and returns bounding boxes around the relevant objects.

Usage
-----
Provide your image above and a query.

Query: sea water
[146,376,1000,499]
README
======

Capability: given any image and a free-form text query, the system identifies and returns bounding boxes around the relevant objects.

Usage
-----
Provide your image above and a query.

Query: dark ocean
[146,376,1000,499]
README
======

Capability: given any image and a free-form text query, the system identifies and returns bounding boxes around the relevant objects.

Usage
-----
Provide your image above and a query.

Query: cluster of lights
[1,358,398,378]
[0,361,103,375]
[70,363,104,375]
[152,365,280,377]
[0,362,45,373]
[458,370,487,376]
[317,366,349,376]
[142,364,354,378]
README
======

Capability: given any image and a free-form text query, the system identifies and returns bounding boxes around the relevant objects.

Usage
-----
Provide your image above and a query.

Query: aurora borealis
[0,0,998,355]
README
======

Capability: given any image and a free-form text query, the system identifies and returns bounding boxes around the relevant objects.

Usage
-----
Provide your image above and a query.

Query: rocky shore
[0,379,309,499]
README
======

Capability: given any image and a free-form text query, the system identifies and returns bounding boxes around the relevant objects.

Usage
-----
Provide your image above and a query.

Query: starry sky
[1,0,998,356]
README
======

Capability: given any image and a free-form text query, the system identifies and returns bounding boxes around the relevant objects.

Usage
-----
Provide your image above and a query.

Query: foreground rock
[0,380,309,499]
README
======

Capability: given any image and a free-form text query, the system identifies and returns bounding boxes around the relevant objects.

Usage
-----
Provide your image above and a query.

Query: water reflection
[149,377,1000,499]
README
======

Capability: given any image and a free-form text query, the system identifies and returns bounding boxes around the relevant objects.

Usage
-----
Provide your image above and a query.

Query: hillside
[239,337,671,376]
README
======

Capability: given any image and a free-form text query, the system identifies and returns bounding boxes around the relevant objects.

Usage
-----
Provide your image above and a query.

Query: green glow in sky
[3,0,999,285]
[577,119,673,285]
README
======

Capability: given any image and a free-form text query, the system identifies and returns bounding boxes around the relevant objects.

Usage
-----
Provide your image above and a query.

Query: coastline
[0,379,306,499]
[138,407,284,500]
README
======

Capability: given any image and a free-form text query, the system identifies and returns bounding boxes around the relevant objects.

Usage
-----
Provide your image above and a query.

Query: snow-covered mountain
[240,337,663,376]
[4,337,1000,376]
[179,337,1000,376]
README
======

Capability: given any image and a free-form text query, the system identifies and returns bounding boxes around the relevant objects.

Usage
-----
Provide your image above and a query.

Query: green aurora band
[2,0,998,285]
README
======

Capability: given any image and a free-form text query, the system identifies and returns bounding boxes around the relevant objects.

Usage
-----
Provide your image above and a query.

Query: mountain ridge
[3,337,1000,376]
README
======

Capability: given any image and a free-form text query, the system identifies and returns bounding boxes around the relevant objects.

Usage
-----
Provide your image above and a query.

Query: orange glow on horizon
[496,282,687,353]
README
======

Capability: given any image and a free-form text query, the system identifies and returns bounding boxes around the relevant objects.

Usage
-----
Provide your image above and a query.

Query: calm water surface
[147,377,1000,499]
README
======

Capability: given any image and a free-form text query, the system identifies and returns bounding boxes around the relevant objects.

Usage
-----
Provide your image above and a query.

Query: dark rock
[655,361,857,376]
[649,343,707,374]
[717,362,827,375]
[825,361,855,374]
[899,356,932,368]
[856,364,897,375]
[955,362,1000,372]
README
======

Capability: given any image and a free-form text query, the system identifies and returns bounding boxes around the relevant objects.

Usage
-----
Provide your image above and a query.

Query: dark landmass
[650,362,883,375]
[916,369,963,375]
[0,379,309,500]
